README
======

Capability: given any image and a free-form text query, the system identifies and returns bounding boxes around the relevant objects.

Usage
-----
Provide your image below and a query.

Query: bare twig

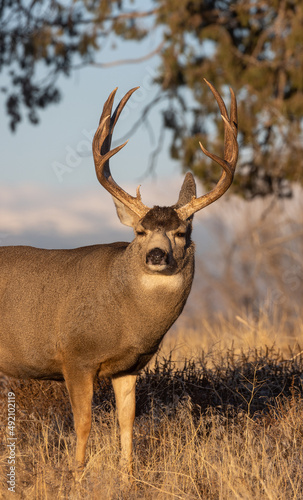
[88,41,164,69]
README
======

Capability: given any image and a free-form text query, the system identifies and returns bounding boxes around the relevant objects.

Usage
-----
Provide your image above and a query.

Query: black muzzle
[146,248,169,266]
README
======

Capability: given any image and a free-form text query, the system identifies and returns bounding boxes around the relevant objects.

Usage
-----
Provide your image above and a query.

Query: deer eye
[176,232,186,238]
[136,230,146,237]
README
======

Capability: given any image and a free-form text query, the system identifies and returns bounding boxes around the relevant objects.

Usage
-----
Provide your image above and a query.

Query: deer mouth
[145,247,178,274]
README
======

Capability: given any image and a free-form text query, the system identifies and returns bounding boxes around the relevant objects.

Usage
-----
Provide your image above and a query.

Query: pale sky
[0,8,176,187]
[0,10,194,248]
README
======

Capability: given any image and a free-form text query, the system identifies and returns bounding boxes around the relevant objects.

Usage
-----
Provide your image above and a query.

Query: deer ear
[112,197,140,227]
[176,172,196,207]
[174,173,196,222]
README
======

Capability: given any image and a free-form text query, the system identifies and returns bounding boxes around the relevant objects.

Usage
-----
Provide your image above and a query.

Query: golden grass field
[1,312,303,499]
[0,194,302,499]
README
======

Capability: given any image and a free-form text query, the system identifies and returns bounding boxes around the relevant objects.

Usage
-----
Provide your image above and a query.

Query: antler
[93,87,150,218]
[176,79,238,220]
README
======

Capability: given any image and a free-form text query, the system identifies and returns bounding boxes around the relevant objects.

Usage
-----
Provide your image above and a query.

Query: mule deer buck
[0,79,237,475]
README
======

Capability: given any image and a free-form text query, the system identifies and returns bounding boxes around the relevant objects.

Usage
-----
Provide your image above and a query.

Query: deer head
[92,80,238,277]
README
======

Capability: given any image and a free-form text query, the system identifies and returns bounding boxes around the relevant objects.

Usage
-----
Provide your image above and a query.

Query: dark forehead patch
[141,206,181,231]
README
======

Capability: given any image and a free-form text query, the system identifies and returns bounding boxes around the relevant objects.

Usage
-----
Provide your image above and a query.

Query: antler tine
[176,79,238,220]
[204,79,237,168]
[93,87,150,218]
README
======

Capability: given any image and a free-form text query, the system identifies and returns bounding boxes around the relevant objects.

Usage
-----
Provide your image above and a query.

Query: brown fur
[0,180,196,473]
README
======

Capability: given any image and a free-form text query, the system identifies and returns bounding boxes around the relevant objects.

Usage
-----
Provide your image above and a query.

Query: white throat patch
[140,273,184,291]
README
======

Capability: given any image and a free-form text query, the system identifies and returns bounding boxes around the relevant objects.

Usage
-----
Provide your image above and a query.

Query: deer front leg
[64,369,94,469]
[112,373,137,475]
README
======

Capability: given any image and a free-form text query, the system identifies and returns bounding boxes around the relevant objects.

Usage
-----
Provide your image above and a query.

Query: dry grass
[159,309,303,367]
[1,314,303,499]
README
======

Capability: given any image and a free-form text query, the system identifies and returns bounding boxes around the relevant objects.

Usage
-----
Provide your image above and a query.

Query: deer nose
[146,248,169,266]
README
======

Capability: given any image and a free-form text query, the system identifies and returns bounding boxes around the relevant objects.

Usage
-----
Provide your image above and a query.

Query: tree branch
[83,41,164,69]
[47,7,159,27]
